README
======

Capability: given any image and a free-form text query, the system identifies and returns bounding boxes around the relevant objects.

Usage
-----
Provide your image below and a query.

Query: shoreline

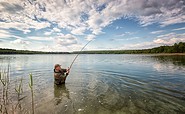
[146,53,185,56]
[0,53,185,55]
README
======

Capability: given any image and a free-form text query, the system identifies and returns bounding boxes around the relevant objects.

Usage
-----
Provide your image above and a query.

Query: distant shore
[147,53,185,56]
[0,42,185,54]
[0,53,185,55]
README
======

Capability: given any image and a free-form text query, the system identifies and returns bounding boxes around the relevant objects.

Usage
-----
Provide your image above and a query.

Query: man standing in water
[54,64,70,85]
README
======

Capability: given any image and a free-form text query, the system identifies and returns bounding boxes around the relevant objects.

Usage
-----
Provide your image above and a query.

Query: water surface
[0,54,185,114]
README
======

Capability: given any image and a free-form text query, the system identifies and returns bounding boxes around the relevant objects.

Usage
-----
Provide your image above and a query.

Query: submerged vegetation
[0,42,185,54]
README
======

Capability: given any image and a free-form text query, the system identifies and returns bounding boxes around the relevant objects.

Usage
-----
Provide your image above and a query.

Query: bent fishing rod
[69,39,93,70]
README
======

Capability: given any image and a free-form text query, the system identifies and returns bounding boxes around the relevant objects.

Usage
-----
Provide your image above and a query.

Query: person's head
[54,64,61,70]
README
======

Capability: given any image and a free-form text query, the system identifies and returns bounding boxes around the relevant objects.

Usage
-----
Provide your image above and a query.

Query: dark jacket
[54,69,68,84]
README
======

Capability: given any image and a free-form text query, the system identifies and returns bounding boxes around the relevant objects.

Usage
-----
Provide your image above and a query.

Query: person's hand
[67,67,70,73]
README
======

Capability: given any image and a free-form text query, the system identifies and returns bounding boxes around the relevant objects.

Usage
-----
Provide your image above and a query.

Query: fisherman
[54,64,70,85]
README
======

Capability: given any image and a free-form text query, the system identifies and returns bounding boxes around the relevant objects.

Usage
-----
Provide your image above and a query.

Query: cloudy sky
[0,0,185,52]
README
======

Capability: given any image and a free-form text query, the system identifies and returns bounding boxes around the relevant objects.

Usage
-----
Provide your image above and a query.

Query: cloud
[10,39,30,45]
[0,29,22,39]
[71,27,86,35]
[117,33,126,37]
[116,32,134,37]
[28,36,53,41]
[112,37,140,41]
[157,32,176,38]
[0,29,12,38]
[23,29,31,34]
[121,32,185,49]
[1,0,185,36]
[38,43,83,52]
[52,28,61,32]
[150,30,164,34]
[56,34,78,46]
[154,38,185,45]
[172,27,185,31]
[86,34,96,41]
[154,33,185,45]
[39,45,54,52]
[116,26,123,29]
[0,0,185,51]
[0,2,23,14]
[44,31,52,36]
[0,21,50,34]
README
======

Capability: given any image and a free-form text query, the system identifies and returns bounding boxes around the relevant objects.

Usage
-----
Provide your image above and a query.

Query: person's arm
[61,68,70,76]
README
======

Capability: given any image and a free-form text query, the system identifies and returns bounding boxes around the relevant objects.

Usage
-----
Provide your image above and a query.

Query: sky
[0,0,185,52]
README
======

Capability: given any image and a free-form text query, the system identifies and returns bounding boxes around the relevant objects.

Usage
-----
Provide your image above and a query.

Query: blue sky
[0,0,185,52]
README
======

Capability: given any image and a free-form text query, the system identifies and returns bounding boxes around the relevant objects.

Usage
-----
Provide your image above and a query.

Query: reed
[0,66,29,114]
[14,77,25,112]
[29,73,35,114]
[0,65,10,114]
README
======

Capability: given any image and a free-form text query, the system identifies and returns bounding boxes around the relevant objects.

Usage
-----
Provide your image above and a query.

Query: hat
[54,64,61,69]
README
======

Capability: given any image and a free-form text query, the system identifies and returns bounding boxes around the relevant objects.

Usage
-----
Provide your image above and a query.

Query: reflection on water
[0,54,185,114]
[152,55,185,73]
[54,84,70,105]
[152,55,185,66]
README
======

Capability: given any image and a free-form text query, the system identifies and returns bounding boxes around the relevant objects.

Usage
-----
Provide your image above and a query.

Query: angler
[54,64,70,85]
[53,40,93,85]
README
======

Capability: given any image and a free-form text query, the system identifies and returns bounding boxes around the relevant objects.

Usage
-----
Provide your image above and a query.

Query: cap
[54,64,61,69]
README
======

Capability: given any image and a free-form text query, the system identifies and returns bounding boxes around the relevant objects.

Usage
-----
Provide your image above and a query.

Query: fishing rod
[69,39,93,69]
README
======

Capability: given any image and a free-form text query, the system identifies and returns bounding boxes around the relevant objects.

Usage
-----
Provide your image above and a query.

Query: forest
[73,42,185,54]
[0,42,185,54]
[0,48,69,54]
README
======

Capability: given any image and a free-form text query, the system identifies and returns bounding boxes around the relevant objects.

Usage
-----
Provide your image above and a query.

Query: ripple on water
[1,54,185,114]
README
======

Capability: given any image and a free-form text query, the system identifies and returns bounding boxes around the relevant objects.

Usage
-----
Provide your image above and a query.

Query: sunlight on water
[0,54,185,114]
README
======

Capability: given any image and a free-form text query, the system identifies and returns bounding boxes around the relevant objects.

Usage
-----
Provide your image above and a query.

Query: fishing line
[69,39,93,69]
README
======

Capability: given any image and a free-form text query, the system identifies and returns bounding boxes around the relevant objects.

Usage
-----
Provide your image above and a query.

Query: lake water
[0,54,185,114]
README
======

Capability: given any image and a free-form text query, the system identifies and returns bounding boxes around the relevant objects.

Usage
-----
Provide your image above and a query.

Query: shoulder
[61,68,67,72]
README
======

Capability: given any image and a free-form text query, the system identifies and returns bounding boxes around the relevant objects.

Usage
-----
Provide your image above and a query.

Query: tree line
[73,42,185,54]
[0,48,69,54]
[0,42,184,54]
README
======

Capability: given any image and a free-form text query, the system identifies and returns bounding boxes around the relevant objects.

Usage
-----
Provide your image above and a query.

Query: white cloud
[116,33,125,37]
[39,45,54,52]
[56,34,78,46]
[1,0,185,33]
[121,42,155,50]
[0,29,12,38]
[172,27,185,31]
[1,0,185,36]
[116,32,134,37]
[0,21,50,33]
[113,37,140,41]
[38,43,82,52]
[0,0,185,51]
[52,28,61,32]
[0,29,22,39]
[71,27,86,35]
[150,30,164,34]
[23,29,31,34]
[86,34,96,41]
[154,33,185,45]
[28,36,53,41]
[44,31,52,36]
[116,26,123,29]
[153,38,185,45]
[10,39,30,45]
[121,33,185,49]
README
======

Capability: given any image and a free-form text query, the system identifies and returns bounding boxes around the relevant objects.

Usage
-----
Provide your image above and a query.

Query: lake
[0,54,185,114]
